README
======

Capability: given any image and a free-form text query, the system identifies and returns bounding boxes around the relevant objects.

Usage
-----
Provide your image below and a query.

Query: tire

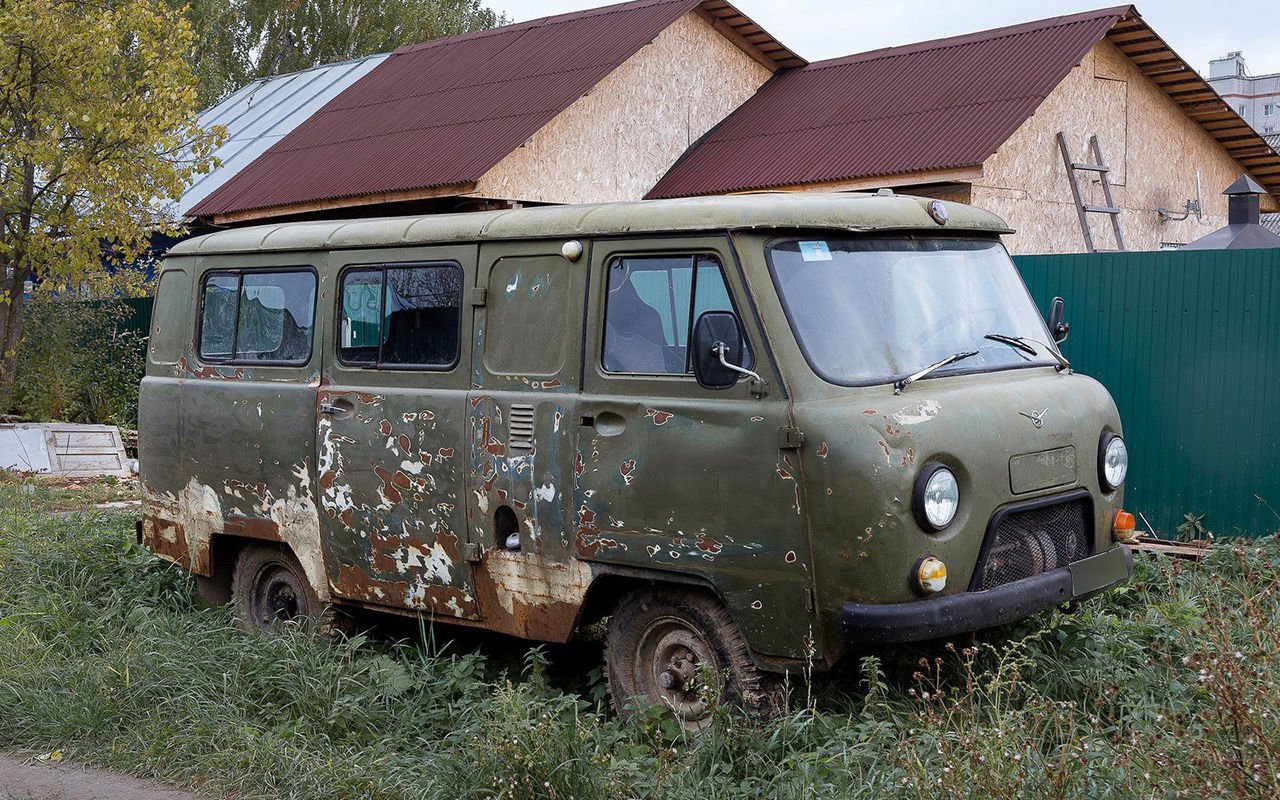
[231,543,326,633]
[604,589,782,731]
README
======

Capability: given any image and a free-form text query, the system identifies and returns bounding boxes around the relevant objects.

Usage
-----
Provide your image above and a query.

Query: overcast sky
[488,0,1280,76]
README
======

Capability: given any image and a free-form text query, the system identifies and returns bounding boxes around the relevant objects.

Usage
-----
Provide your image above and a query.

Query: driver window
[602,254,748,375]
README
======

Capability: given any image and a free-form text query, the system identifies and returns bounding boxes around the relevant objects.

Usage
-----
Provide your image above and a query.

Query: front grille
[974,495,1092,591]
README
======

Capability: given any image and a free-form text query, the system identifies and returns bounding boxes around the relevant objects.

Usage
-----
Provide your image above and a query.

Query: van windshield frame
[765,236,1060,388]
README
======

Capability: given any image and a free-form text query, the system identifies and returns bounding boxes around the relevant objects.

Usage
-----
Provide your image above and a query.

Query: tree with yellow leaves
[0,0,222,401]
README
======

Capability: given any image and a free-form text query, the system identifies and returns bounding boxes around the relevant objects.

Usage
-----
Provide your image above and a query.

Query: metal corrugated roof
[176,54,389,216]
[648,6,1280,201]
[188,0,800,222]
[648,7,1130,198]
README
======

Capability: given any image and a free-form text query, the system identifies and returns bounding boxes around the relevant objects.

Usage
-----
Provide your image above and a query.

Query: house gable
[475,11,772,205]
[975,39,1280,253]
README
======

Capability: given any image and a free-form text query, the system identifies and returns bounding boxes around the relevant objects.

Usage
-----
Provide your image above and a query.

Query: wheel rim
[633,614,722,728]
[252,563,305,626]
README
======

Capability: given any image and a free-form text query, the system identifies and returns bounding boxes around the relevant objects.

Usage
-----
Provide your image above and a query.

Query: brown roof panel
[651,5,1280,200]
[191,0,761,219]
[648,6,1132,198]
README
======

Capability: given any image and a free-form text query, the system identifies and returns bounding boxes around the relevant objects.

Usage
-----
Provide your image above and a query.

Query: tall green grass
[1,476,1278,799]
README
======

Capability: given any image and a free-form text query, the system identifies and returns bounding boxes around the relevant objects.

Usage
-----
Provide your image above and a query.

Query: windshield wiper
[984,333,1038,356]
[894,350,979,395]
[984,333,1071,372]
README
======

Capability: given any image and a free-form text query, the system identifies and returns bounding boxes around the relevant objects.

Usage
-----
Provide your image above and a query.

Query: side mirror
[1047,296,1070,344]
[691,311,747,390]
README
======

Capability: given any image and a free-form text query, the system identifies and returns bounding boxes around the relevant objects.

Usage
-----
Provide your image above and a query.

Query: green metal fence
[1016,249,1280,539]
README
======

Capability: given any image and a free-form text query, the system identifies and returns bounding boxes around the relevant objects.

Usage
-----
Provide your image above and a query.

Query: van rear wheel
[604,589,781,731]
[231,544,323,632]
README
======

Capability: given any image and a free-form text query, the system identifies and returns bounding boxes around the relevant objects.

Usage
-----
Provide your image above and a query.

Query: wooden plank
[210,181,478,225]
[1126,535,1212,561]
[694,6,781,71]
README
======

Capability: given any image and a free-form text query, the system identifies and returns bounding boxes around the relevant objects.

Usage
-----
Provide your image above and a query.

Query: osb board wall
[474,12,771,205]
[974,39,1276,255]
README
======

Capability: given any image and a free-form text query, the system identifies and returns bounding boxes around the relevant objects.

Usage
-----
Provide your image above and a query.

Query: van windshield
[766,237,1059,386]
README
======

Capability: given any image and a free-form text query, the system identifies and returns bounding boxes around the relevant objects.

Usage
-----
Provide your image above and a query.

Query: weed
[2,478,1279,799]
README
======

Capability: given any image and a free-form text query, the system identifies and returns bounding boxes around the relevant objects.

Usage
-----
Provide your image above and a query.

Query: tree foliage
[180,0,508,106]
[0,0,222,399]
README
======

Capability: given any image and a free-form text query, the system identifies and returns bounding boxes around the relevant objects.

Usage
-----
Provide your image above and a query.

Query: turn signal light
[1113,510,1137,542]
[916,556,948,594]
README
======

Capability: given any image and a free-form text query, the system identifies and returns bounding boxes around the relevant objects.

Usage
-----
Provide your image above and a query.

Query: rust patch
[437,447,455,460]
[619,459,637,486]
[142,513,194,571]
[878,440,891,463]
[398,434,412,452]
[223,515,282,541]
[695,533,723,554]
[574,504,603,558]
[378,419,393,436]
[471,550,590,641]
[863,409,878,416]
[816,441,830,459]
[373,465,403,504]
[644,408,674,426]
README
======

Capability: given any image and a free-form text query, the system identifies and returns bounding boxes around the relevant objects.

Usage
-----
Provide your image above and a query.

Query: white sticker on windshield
[799,241,832,262]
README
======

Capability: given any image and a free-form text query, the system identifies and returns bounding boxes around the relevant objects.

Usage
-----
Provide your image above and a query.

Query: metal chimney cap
[1223,174,1267,196]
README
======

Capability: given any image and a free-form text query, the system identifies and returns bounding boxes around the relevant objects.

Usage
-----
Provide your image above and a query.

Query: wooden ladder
[1057,132,1126,253]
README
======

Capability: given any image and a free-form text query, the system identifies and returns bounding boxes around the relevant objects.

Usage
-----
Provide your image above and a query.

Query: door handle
[320,398,356,419]
[586,411,625,436]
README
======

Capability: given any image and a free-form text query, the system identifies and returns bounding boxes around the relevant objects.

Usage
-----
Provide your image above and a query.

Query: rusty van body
[139,193,1132,722]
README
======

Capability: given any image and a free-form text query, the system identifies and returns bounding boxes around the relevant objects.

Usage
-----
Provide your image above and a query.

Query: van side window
[603,254,749,375]
[197,270,316,364]
[338,262,462,369]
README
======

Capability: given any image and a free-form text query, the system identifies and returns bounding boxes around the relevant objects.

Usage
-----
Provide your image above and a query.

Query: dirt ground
[0,753,203,800]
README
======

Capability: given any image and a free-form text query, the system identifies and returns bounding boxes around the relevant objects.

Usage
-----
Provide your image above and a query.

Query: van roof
[169,192,1012,256]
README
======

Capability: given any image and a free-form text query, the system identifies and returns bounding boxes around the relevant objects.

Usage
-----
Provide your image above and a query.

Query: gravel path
[0,753,203,800]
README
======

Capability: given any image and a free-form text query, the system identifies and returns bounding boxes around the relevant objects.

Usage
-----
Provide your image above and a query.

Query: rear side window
[198,269,316,364]
[602,254,749,375]
[338,262,463,369]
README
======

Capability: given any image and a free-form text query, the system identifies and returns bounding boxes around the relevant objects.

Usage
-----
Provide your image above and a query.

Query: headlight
[914,464,959,531]
[1099,433,1128,491]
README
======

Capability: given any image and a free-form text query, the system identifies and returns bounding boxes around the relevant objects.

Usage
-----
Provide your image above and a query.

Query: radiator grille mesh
[977,498,1091,590]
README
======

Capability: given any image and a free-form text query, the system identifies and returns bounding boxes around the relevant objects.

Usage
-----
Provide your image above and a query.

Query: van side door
[315,245,481,619]
[464,240,589,640]
[574,236,813,659]
[146,258,327,593]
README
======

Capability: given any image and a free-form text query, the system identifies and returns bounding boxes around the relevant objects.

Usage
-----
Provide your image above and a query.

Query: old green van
[140,192,1132,725]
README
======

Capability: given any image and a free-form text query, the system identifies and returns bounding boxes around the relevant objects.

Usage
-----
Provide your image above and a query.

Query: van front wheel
[604,590,781,730]
[231,544,322,632]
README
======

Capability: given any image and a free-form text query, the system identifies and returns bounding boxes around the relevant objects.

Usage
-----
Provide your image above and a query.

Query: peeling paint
[892,400,941,426]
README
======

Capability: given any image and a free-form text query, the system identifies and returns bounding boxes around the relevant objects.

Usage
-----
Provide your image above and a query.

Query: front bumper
[841,544,1132,645]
